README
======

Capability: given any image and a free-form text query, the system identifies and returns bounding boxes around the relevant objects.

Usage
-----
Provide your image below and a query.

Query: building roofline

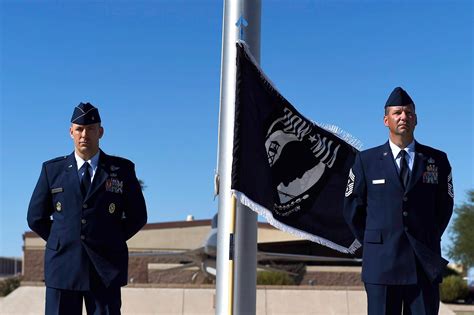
[142,219,212,230]
[24,218,274,238]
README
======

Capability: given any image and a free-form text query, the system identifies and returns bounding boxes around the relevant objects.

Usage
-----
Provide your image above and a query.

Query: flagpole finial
[235,15,248,40]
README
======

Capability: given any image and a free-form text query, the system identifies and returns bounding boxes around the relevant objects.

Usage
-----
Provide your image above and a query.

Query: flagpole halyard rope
[228,193,237,315]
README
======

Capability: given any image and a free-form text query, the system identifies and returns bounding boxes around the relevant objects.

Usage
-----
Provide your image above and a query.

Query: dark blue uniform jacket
[27,150,147,290]
[344,141,453,285]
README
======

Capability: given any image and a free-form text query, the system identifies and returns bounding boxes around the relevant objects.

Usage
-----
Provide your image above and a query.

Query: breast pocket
[51,188,65,215]
[99,192,124,218]
[415,181,438,207]
[367,179,388,206]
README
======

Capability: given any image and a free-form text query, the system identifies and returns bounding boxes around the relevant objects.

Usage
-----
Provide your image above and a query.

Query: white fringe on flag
[236,41,362,255]
[233,190,361,254]
[316,122,363,151]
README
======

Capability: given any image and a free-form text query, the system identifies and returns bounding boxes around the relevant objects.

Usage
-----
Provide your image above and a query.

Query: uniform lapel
[406,141,427,192]
[380,141,404,192]
[64,152,83,199]
[84,150,109,202]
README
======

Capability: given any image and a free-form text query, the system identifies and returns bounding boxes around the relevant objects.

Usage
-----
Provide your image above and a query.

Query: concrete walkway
[0,286,457,315]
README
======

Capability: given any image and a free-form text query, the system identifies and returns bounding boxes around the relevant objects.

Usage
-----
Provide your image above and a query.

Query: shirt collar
[74,151,100,171]
[388,139,415,160]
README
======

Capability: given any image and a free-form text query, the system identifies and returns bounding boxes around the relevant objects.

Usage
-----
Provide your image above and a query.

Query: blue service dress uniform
[343,141,453,314]
[27,150,147,313]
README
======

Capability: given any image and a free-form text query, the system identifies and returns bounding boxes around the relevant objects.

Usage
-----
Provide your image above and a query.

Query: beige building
[23,217,362,286]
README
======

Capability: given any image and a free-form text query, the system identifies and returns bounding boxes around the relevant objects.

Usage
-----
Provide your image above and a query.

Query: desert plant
[0,276,21,297]
[257,271,295,285]
[448,190,474,269]
[439,275,469,303]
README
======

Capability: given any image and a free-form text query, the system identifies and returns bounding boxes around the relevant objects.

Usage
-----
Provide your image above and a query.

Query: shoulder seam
[44,156,68,164]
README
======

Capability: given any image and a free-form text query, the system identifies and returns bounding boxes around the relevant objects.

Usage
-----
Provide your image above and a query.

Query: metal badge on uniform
[372,179,385,185]
[56,202,62,212]
[109,203,116,214]
[105,178,123,194]
[110,165,120,172]
[423,164,438,184]
[51,187,63,194]
[428,157,435,164]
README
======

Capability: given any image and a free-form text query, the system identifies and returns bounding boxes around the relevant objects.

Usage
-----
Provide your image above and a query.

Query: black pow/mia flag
[231,42,360,254]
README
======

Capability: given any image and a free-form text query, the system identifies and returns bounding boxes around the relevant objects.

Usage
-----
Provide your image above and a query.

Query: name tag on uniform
[51,187,63,194]
[372,179,385,185]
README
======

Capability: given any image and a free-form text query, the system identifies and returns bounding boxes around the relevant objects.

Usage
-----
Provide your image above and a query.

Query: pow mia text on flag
[231,42,360,254]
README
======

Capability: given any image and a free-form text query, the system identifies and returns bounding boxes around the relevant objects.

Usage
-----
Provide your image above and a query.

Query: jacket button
[403,196,408,202]
[81,219,87,224]
[83,204,88,209]
[80,235,85,240]
[403,211,408,217]
[404,227,409,232]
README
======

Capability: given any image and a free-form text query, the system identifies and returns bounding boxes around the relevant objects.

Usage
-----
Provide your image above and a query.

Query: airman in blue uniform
[344,87,453,314]
[27,102,147,315]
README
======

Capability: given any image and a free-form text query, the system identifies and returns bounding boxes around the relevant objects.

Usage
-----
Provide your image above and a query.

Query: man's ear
[383,115,389,127]
[99,126,104,139]
[69,126,74,139]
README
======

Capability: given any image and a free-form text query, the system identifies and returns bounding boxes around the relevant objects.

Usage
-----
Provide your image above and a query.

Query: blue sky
[1,0,472,258]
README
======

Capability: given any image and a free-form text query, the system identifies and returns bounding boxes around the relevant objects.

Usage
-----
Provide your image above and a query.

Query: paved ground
[450,302,474,315]
[0,285,466,315]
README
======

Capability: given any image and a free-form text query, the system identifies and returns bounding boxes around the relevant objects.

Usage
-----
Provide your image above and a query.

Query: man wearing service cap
[28,102,147,315]
[343,87,453,314]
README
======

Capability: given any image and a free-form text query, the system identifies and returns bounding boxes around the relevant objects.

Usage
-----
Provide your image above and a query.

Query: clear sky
[1,0,472,258]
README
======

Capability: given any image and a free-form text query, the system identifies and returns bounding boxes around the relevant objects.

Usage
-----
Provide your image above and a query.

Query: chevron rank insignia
[345,168,355,197]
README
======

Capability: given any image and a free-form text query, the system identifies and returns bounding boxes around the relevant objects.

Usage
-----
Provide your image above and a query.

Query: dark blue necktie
[80,162,91,197]
[399,150,410,189]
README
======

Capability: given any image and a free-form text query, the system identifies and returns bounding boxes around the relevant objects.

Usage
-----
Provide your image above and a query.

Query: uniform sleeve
[436,153,454,237]
[27,163,53,241]
[122,163,147,240]
[343,152,367,243]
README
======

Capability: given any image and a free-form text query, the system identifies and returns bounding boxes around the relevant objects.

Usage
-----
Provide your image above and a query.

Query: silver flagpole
[215,0,261,314]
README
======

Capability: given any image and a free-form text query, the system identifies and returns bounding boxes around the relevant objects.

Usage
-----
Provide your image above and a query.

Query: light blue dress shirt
[74,151,100,182]
[388,139,415,173]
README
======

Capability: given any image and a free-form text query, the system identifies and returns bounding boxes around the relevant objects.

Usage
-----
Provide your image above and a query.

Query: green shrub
[0,276,21,297]
[257,271,295,285]
[439,275,469,303]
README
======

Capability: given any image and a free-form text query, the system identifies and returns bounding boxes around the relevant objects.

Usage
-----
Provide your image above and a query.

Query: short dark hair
[384,103,416,116]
